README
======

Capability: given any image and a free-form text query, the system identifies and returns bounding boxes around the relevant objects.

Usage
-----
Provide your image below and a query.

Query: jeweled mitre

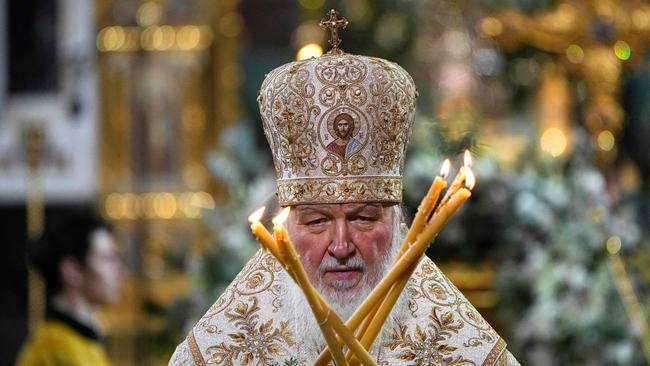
[258,43,417,205]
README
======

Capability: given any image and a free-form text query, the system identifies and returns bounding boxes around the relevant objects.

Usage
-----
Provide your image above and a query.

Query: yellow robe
[16,314,111,366]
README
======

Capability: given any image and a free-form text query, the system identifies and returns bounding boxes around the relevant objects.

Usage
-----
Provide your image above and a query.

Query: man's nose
[327,220,355,259]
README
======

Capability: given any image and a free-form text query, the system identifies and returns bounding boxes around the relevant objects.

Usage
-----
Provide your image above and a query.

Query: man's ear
[59,257,85,289]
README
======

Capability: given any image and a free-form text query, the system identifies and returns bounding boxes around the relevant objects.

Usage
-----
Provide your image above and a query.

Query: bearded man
[169,10,520,366]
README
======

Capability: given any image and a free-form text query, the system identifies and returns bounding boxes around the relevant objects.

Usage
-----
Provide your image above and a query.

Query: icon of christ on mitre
[169,9,520,366]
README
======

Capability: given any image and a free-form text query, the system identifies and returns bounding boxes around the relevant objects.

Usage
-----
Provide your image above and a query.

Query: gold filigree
[314,56,367,86]
[205,297,295,365]
[382,307,476,366]
[481,339,507,366]
[276,177,402,205]
[188,330,208,366]
[409,259,499,344]
[199,251,283,332]
[182,252,512,366]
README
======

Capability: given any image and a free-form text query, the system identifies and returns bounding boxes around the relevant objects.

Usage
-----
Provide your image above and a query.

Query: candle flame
[463,150,472,167]
[272,207,291,226]
[440,159,451,178]
[465,168,476,190]
[248,206,266,223]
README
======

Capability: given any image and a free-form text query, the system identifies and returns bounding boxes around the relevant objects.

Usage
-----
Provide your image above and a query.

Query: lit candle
[401,159,450,255]
[437,150,472,211]
[352,270,413,363]
[248,206,281,258]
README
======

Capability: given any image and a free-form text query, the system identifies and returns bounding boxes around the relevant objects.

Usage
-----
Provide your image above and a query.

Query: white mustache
[318,254,367,276]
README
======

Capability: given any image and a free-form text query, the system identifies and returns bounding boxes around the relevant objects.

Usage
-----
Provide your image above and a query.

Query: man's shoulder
[171,249,290,365]
[168,339,195,366]
[16,321,110,366]
[378,256,508,365]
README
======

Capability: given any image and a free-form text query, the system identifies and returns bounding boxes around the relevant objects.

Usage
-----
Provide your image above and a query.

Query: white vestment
[169,249,520,366]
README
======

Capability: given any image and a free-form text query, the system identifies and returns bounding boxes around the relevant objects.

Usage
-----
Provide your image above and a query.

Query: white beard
[284,208,410,362]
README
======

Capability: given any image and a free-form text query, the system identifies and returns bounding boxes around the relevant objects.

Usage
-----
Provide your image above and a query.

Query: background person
[16,214,123,366]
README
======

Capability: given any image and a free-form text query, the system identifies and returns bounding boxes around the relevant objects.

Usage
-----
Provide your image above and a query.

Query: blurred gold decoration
[597,130,616,151]
[606,235,622,254]
[342,0,372,27]
[434,31,479,141]
[23,125,45,336]
[607,252,650,365]
[439,262,497,309]
[136,1,162,27]
[294,21,325,48]
[103,191,214,220]
[484,0,650,165]
[537,62,572,158]
[97,25,213,52]
[96,0,242,363]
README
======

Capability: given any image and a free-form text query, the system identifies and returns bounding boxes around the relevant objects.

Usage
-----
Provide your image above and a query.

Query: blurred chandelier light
[296,43,323,60]
[540,127,567,157]
[597,130,615,151]
[614,40,631,61]
[97,25,213,52]
[104,191,214,220]
[566,44,584,64]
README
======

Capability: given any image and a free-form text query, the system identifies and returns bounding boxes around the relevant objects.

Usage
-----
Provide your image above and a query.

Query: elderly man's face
[286,203,393,294]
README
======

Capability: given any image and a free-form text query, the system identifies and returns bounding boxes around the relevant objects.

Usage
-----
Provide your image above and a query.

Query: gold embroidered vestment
[169,250,520,366]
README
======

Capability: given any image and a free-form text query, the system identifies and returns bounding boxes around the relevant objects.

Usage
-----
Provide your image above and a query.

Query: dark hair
[29,213,113,298]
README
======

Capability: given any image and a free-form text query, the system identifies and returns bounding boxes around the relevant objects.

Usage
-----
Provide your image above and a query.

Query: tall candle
[402,159,450,255]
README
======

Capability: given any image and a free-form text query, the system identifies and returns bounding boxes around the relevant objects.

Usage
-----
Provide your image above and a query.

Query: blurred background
[1,0,649,365]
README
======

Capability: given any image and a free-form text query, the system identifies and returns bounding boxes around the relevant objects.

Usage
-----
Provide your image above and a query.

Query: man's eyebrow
[346,204,382,216]
[295,206,330,216]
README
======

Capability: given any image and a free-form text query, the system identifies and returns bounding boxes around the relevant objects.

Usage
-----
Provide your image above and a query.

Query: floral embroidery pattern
[205,298,295,365]
[383,307,476,366]
[199,251,283,332]
[186,251,509,366]
[276,177,402,205]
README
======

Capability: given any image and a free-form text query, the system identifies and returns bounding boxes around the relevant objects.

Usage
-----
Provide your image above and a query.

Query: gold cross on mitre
[320,9,348,54]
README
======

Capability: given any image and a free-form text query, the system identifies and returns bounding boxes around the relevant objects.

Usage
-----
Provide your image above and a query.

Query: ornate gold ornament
[319,9,348,55]
[258,10,418,205]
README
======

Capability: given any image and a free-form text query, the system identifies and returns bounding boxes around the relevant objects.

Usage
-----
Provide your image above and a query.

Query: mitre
[257,10,417,206]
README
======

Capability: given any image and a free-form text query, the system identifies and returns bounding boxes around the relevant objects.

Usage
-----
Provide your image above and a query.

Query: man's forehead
[292,202,385,214]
